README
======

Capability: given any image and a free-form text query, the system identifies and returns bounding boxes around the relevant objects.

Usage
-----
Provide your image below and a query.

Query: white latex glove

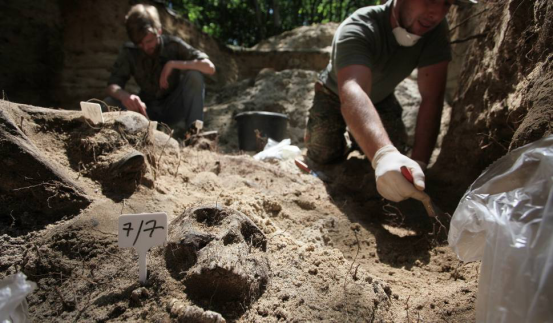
[372,145,429,202]
[414,159,428,171]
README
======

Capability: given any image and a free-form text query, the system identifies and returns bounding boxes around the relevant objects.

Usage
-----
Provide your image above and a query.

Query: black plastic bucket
[235,111,288,151]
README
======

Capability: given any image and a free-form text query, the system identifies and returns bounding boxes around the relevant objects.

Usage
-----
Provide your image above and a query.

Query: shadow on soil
[309,155,453,269]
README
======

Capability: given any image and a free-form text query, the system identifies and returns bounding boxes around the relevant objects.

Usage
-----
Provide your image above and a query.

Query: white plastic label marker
[80,101,104,125]
[118,212,168,283]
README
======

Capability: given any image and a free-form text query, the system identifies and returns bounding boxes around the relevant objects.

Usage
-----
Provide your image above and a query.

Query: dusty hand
[372,145,428,202]
[122,94,148,118]
[159,61,173,90]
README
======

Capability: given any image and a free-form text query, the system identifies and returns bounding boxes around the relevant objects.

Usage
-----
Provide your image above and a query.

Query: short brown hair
[125,4,162,44]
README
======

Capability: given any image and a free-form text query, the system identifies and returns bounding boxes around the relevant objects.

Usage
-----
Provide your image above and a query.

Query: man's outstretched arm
[337,64,428,203]
[106,84,148,118]
[337,64,390,159]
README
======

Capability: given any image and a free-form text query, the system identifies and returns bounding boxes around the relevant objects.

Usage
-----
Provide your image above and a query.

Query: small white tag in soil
[80,101,104,125]
[118,212,168,283]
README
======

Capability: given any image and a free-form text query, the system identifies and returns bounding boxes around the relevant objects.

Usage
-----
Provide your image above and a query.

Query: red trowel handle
[295,159,311,173]
[400,166,413,183]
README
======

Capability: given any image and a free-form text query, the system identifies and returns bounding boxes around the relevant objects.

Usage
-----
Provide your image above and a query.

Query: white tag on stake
[80,101,104,125]
[118,212,168,283]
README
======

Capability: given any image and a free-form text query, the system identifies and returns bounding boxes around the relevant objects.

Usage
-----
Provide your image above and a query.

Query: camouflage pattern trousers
[305,82,408,164]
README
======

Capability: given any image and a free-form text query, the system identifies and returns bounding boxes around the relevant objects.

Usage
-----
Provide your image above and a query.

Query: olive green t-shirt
[321,1,452,104]
[108,35,209,102]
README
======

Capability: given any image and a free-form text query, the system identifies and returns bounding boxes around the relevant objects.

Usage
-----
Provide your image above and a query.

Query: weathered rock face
[429,0,553,208]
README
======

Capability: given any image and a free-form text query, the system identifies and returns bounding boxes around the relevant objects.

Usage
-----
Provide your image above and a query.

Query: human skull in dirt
[165,205,270,313]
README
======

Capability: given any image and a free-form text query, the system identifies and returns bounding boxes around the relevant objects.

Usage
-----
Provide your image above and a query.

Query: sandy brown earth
[251,23,339,52]
[0,83,478,322]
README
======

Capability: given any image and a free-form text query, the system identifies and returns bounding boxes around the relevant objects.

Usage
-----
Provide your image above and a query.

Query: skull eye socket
[222,230,241,245]
[241,221,267,251]
[193,208,228,226]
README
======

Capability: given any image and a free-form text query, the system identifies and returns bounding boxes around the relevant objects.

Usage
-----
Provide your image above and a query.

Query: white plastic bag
[253,138,301,161]
[449,136,552,323]
[0,273,36,323]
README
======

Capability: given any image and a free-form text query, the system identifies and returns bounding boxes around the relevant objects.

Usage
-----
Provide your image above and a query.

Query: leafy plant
[168,0,381,46]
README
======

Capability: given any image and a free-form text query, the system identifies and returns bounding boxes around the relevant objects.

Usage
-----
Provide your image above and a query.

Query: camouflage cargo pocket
[305,88,408,163]
[305,90,349,164]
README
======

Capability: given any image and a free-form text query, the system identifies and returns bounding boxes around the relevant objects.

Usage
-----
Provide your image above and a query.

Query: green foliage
[168,0,381,47]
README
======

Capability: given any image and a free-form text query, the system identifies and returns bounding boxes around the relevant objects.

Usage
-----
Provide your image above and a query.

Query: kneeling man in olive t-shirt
[305,0,474,204]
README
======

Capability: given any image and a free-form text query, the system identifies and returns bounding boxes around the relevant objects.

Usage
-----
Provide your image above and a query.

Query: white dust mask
[392,27,421,47]
[391,1,421,47]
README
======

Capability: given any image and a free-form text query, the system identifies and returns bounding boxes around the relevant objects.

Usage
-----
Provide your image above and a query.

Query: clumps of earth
[0,23,479,323]
[251,23,339,51]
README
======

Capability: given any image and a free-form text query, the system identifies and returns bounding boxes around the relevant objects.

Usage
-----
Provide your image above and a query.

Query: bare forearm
[107,84,130,102]
[341,85,392,160]
[167,59,216,75]
[411,98,443,165]
[336,65,428,203]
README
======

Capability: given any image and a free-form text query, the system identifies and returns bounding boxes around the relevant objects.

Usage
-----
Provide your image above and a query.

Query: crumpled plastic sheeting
[449,136,552,323]
[0,273,36,323]
[253,138,302,161]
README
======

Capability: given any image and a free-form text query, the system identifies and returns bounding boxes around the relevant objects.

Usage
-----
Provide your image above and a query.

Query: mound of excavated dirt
[251,23,339,51]
[204,68,319,152]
